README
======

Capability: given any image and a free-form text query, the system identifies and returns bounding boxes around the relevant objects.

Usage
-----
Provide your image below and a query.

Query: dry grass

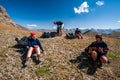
[0,27,119,80]
[0,22,17,30]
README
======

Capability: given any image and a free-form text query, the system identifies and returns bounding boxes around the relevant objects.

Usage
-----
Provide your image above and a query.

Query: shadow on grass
[70,52,97,75]
[12,45,39,68]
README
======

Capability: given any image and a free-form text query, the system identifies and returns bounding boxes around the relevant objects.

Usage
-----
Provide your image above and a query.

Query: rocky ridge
[0,6,16,27]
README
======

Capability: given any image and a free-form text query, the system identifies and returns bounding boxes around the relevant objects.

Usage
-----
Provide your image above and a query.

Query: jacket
[87,41,108,55]
[28,38,44,51]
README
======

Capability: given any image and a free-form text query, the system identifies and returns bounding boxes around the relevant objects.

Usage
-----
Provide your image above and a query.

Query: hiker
[24,32,45,65]
[85,34,109,68]
[75,28,83,39]
[53,21,64,36]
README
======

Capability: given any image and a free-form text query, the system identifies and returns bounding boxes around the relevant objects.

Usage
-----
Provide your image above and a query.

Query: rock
[0,6,16,27]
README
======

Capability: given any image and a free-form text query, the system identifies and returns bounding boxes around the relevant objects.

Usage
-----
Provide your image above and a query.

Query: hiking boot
[87,64,97,75]
[36,60,41,65]
[22,57,31,67]
[87,61,97,75]
[22,59,27,68]
[107,60,110,64]
[81,36,83,39]
[35,55,41,65]
[97,62,102,69]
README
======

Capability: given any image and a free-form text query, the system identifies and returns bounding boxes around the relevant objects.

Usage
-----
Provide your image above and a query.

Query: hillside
[0,27,120,80]
[109,31,120,39]
[0,6,16,27]
[0,6,27,30]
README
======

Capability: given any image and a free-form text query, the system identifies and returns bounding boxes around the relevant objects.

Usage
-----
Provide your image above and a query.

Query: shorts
[97,52,106,61]
[33,47,37,52]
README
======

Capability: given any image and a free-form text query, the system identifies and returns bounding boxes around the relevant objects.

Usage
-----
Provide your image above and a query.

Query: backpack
[42,32,51,38]
[15,36,28,46]
[51,32,57,37]
[66,33,75,39]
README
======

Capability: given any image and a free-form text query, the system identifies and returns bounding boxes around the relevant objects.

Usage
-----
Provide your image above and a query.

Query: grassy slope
[0,24,120,80]
[0,22,16,30]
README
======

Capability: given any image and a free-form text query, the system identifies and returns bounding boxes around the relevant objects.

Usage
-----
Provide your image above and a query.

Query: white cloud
[78,27,86,30]
[96,1,104,6]
[53,26,57,29]
[27,24,37,27]
[117,20,120,23]
[74,1,89,14]
[26,24,38,29]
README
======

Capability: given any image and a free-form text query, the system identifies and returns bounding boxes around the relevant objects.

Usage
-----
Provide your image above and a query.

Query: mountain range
[63,28,120,34]
[67,28,120,39]
[0,5,120,39]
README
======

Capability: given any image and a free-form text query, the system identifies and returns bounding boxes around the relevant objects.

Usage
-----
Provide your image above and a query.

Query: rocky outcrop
[0,6,16,27]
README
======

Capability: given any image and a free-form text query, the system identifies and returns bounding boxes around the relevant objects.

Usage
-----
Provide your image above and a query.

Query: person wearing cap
[24,32,45,66]
[86,34,109,68]
[53,21,64,36]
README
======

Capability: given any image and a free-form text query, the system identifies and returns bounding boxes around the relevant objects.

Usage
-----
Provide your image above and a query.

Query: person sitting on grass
[75,28,83,39]
[85,34,110,68]
[24,32,45,66]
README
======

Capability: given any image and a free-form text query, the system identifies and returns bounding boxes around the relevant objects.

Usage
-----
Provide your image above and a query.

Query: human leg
[27,47,33,58]
[100,55,108,63]
[59,29,62,36]
[91,51,98,61]
[22,47,33,67]
[35,47,41,55]
[80,33,83,39]
[75,34,80,39]
[57,26,60,35]
[35,47,41,64]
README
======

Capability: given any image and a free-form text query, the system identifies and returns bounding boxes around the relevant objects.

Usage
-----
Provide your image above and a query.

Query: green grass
[46,57,52,62]
[0,48,9,57]
[35,65,50,77]
[107,53,120,60]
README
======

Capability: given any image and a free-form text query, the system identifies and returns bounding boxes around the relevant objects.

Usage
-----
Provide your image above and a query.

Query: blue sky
[0,0,120,29]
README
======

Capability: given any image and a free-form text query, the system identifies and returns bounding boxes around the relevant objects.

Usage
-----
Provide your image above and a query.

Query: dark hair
[95,34,102,39]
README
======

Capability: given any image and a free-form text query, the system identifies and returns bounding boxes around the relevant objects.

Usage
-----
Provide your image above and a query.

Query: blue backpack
[42,32,51,38]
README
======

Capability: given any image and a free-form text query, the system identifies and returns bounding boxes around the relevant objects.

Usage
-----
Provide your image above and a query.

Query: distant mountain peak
[83,30,98,36]
[0,5,16,27]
